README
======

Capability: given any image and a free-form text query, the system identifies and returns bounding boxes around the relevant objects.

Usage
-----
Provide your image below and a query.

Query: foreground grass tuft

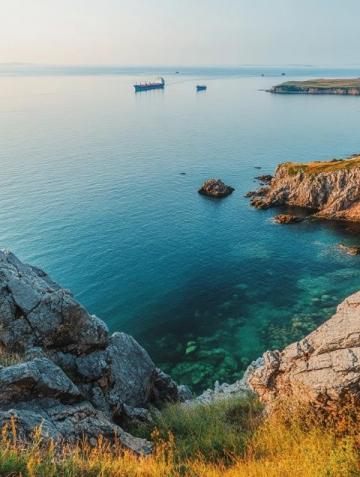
[2,398,360,476]
[139,396,263,462]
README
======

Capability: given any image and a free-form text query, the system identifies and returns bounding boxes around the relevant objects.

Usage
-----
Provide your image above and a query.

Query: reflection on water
[1,67,360,390]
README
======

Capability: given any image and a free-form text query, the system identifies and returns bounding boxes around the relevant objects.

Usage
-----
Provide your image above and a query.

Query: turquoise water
[1,66,360,390]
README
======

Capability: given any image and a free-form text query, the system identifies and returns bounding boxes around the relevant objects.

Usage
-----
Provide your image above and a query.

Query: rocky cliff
[246,291,360,407]
[0,250,190,453]
[250,155,360,221]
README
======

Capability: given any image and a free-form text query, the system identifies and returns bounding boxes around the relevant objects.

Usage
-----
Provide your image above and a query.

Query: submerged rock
[0,250,185,453]
[338,244,360,256]
[198,179,234,198]
[274,214,303,224]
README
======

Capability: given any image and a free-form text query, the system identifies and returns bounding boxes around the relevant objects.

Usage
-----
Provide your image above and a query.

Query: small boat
[134,77,165,92]
[196,85,207,92]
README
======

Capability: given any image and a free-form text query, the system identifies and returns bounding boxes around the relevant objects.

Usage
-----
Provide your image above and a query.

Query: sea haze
[1,66,360,390]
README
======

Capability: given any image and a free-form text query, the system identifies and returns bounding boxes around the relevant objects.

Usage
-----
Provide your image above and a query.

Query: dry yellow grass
[283,154,360,175]
[2,400,360,477]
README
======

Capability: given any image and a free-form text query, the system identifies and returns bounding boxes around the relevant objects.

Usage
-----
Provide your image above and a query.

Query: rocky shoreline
[248,154,360,221]
[1,248,360,452]
[0,250,191,454]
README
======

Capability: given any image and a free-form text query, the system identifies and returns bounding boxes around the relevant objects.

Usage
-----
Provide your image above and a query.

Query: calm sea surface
[1,65,360,390]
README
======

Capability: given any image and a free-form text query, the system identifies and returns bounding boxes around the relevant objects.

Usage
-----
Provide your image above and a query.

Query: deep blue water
[1,65,360,390]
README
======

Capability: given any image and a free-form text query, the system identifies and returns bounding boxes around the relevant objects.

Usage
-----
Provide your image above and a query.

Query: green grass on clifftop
[283,154,360,176]
[272,78,360,92]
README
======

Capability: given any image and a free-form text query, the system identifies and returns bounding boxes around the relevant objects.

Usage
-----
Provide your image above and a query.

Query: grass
[2,397,360,476]
[272,78,360,92]
[135,396,263,462]
[282,154,360,175]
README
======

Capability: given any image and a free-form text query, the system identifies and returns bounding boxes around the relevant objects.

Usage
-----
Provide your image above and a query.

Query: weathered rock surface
[255,175,273,184]
[246,291,360,407]
[0,250,184,453]
[248,155,360,221]
[198,179,235,198]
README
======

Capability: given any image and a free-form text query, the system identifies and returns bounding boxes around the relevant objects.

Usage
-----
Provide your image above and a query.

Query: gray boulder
[0,250,186,452]
[0,358,81,405]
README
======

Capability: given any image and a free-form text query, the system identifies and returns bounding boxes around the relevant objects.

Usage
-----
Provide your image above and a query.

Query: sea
[1,64,360,390]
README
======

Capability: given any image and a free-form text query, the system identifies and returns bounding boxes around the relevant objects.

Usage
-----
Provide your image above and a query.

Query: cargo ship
[196,85,207,91]
[134,77,165,92]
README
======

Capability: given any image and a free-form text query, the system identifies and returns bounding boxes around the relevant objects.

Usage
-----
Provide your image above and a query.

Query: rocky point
[0,250,191,454]
[248,154,360,221]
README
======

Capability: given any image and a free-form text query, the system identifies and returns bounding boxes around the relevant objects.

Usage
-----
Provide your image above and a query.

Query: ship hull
[134,83,165,92]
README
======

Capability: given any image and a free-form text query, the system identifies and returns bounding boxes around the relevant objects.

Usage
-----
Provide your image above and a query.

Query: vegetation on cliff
[270,78,360,95]
[284,154,360,176]
[249,153,360,220]
[1,397,360,476]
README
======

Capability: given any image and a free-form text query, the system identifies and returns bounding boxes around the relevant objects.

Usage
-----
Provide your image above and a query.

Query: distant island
[269,78,360,95]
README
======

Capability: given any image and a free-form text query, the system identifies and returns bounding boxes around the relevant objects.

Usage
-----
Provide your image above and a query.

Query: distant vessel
[134,77,165,92]
[196,85,207,91]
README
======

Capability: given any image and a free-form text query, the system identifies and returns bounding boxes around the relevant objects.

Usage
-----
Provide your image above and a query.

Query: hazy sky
[2,0,360,66]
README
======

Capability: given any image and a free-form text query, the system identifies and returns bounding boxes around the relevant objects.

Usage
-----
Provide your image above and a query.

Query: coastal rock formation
[274,214,303,224]
[255,175,273,184]
[246,291,360,407]
[249,155,360,221]
[0,250,186,453]
[198,179,234,198]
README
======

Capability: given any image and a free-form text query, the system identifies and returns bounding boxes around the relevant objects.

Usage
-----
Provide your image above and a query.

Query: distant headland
[268,78,360,95]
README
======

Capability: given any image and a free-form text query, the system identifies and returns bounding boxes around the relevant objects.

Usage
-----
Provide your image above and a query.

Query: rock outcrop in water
[0,250,190,453]
[198,179,234,198]
[249,155,360,221]
[246,291,360,407]
[274,214,303,224]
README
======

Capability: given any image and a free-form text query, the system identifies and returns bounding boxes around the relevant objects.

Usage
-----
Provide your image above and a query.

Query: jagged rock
[0,250,108,354]
[255,175,273,184]
[246,291,360,407]
[107,332,155,409]
[198,179,234,198]
[274,214,303,224]
[0,250,185,453]
[188,378,252,406]
[0,358,81,405]
[0,401,151,454]
[248,155,360,221]
[244,191,257,198]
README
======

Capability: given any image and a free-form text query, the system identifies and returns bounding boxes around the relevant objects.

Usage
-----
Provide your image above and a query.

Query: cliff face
[250,155,360,221]
[246,291,360,407]
[0,250,190,453]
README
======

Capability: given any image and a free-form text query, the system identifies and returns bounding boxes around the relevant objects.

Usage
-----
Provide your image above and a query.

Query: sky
[1,0,360,66]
